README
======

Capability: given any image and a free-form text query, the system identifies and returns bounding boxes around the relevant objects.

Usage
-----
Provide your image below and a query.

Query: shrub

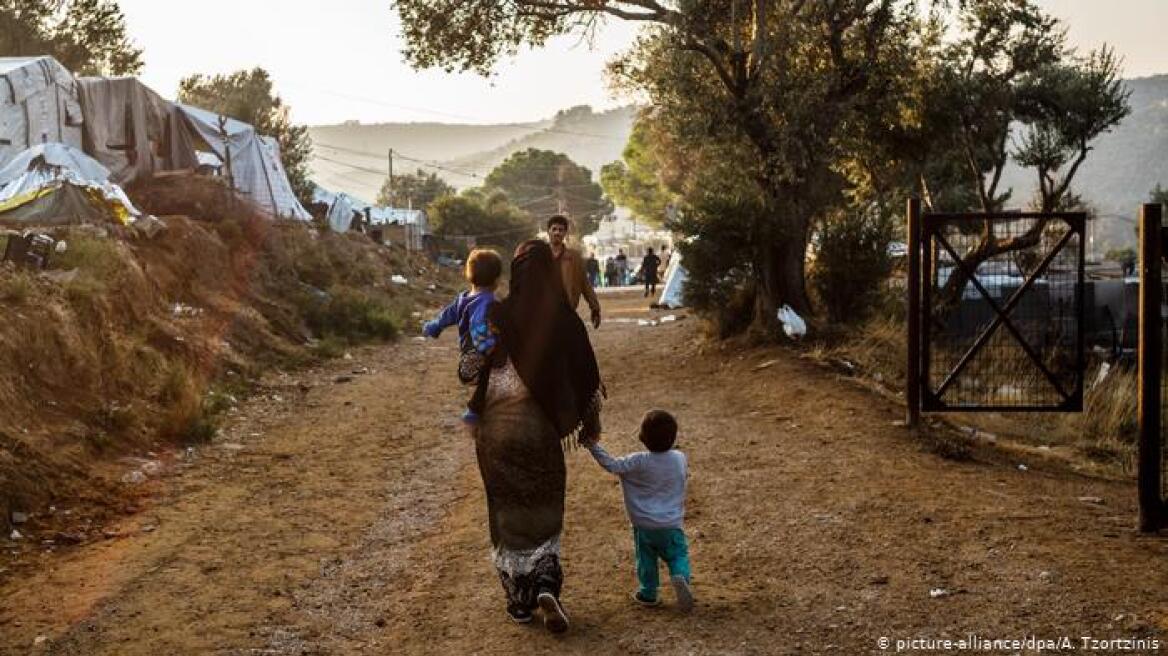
[810,207,896,324]
[0,272,33,304]
[670,192,762,337]
[311,335,348,359]
[52,234,127,286]
[304,286,402,342]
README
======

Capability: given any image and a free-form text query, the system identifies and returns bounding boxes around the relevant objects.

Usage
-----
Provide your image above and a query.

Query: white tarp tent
[312,185,360,233]
[178,104,310,220]
[0,57,311,223]
[311,184,430,246]
[0,57,83,164]
[0,143,142,225]
[657,251,688,309]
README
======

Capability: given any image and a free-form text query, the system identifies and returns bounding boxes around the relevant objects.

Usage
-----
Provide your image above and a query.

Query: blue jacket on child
[422,290,497,354]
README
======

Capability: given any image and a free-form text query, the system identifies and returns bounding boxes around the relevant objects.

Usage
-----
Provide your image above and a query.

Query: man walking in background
[641,248,661,298]
[614,249,629,286]
[546,215,602,328]
[586,252,601,288]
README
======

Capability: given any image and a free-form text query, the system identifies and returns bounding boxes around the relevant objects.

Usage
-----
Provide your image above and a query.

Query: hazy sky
[116,0,1166,126]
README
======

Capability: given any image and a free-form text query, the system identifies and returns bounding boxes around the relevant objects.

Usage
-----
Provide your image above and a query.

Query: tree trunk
[755,226,812,332]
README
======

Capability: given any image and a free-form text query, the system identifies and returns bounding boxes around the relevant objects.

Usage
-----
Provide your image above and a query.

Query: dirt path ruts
[1,291,1166,655]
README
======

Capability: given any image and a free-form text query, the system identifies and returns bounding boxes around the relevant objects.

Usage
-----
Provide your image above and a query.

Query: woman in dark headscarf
[472,239,602,633]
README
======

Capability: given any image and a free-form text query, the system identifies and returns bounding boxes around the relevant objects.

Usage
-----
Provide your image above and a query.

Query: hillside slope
[308,121,548,199]
[307,106,637,201]
[998,75,1168,248]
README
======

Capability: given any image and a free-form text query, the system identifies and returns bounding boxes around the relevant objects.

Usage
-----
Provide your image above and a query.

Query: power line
[315,141,610,182]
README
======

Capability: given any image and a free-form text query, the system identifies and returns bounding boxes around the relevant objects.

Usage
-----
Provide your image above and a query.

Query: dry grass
[820,309,1138,472]
[0,271,34,304]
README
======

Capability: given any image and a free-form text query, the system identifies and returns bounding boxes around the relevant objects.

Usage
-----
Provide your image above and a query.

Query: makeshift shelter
[76,77,198,184]
[178,105,310,220]
[656,251,688,309]
[311,185,362,232]
[0,57,83,163]
[0,143,141,226]
[369,207,428,251]
[310,183,430,249]
[1,57,315,223]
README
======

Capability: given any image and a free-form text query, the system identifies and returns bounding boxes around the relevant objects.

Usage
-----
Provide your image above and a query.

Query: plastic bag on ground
[777,305,807,339]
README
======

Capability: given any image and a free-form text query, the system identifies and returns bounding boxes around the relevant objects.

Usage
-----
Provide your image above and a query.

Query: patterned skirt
[475,363,566,611]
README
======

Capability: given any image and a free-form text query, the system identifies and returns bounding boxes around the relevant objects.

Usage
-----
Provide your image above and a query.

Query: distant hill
[307,105,637,202]
[308,120,548,200]
[998,75,1168,251]
[447,105,636,185]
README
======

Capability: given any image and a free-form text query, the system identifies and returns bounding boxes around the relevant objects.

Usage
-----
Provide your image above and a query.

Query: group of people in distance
[422,215,694,633]
[585,246,670,298]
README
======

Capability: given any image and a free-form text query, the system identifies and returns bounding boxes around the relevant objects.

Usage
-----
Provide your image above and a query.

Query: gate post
[1138,202,1163,532]
[906,197,922,429]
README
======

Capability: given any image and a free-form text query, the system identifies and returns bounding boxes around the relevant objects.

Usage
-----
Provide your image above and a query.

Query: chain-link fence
[921,213,1085,412]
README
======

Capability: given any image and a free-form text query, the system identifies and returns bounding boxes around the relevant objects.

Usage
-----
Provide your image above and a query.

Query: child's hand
[422,320,441,338]
[578,432,600,447]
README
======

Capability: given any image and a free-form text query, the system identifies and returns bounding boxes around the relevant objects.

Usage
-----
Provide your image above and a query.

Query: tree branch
[680,39,740,97]
[1049,142,1090,211]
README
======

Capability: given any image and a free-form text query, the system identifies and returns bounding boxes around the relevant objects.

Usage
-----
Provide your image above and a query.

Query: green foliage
[483,148,610,236]
[178,68,315,207]
[1151,184,1168,207]
[304,287,402,343]
[1013,48,1131,212]
[1104,247,1136,265]
[599,119,675,226]
[52,234,125,283]
[428,188,533,256]
[0,0,142,75]
[376,168,454,208]
[810,208,897,324]
[669,185,766,338]
[394,0,1127,334]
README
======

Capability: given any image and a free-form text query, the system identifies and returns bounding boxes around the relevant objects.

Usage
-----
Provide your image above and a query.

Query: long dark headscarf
[491,239,601,439]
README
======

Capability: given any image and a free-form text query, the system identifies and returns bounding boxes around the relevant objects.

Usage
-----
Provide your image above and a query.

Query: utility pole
[556,162,567,216]
[387,148,395,206]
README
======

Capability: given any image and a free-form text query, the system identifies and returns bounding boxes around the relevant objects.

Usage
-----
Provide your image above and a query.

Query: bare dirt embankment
[1,291,1164,655]
[0,177,460,551]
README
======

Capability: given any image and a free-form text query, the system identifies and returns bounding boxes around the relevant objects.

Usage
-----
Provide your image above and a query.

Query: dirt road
[1,291,1166,655]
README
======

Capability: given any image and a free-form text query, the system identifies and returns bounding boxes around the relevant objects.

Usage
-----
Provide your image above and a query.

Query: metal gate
[908,202,1086,414]
[1137,203,1166,532]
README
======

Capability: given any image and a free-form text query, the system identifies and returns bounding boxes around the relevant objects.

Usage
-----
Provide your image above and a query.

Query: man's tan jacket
[554,245,600,313]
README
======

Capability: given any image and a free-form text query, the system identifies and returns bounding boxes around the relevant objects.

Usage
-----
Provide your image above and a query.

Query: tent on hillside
[0,143,141,226]
[310,183,430,248]
[178,104,310,220]
[76,77,199,184]
[0,57,84,162]
[0,56,311,222]
[311,185,363,232]
[656,251,688,309]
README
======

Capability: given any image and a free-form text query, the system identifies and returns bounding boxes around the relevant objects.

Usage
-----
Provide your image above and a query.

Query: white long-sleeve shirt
[587,443,687,529]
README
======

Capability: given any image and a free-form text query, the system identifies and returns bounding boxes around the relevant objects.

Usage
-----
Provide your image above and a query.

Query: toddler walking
[422,248,502,425]
[584,409,694,611]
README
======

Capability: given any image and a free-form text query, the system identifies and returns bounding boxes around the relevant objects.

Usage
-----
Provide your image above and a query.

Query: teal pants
[633,527,691,600]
